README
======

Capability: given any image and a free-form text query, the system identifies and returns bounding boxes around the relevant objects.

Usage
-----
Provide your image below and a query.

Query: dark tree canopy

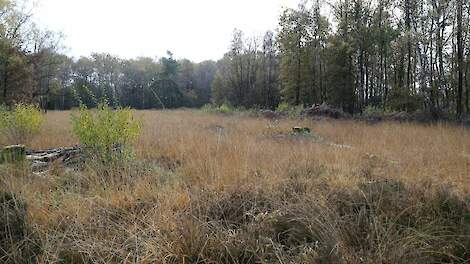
[1,0,469,119]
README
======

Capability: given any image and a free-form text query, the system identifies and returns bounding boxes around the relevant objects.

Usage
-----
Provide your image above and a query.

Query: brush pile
[0,145,82,171]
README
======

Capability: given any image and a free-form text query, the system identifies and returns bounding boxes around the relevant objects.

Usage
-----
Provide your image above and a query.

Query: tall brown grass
[1,110,469,263]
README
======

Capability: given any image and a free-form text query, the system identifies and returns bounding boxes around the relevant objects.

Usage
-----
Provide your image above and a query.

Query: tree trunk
[296,40,301,106]
[319,57,324,102]
[383,49,389,110]
[365,51,369,105]
[456,0,463,118]
[406,0,412,92]
[465,63,469,113]
[437,6,448,108]
[2,60,8,103]
[430,17,436,112]
[359,48,365,112]
[141,84,145,109]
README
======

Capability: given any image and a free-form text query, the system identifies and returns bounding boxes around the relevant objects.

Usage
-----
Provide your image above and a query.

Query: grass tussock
[1,110,470,263]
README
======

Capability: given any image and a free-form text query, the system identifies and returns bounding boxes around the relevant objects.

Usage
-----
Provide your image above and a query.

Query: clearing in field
[2,0,470,262]
[1,110,470,263]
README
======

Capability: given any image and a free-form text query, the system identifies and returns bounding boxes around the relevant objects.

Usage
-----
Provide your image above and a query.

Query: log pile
[301,103,350,119]
[261,110,280,120]
[26,146,82,171]
[1,145,83,172]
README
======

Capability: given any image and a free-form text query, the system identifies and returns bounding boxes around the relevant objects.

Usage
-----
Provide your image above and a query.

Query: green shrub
[388,88,424,112]
[276,102,290,113]
[71,103,141,162]
[201,103,234,114]
[201,103,218,113]
[218,103,233,114]
[0,104,44,145]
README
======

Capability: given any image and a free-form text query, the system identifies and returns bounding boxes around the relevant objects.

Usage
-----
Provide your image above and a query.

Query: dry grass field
[1,110,470,263]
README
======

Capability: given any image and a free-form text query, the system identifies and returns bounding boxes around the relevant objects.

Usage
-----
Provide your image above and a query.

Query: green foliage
[218,103,233,114]
[277,3,329,107]
[201,103,216,112]
[388,87,424,112]
[275,103,304,117]
[211,72,228,105]
[201,103,234,114]
[71,103,141,162]
[276,102,290,112]
[324,37,356,113]
[0,104,44,145]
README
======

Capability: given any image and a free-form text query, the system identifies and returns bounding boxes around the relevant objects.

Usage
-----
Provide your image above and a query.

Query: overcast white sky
[34,0,301,62]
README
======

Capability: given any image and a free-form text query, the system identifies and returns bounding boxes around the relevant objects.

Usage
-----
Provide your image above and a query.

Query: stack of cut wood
[26,146,82,171]
[301,103,350,119]
[1,145,82,172]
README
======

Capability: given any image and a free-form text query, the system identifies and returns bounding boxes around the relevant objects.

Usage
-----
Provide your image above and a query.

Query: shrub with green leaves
[71,103,141,162]
[276,102,290,113]
[218,103,233,114]
[201,103,234,114]
[0,104,44,145]
[201,103,218,113]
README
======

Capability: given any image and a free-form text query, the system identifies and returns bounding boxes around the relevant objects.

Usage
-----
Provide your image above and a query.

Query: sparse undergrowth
[1,110,469,263]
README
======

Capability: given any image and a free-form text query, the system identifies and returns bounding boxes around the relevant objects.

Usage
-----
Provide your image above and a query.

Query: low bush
[0,104,44,145]
[71,103,141,163]
[275,102,290,112]
[218,103,234,114]
[201,103,217,112]
[201,103,234,114]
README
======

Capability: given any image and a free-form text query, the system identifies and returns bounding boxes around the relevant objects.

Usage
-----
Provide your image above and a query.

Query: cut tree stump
[293,127,311,134]
[0,145,26,164]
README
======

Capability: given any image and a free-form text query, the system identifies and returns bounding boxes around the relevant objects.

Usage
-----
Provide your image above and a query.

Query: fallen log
[301,103,350,119]
[1,145,82,172]
[26,146,82,169]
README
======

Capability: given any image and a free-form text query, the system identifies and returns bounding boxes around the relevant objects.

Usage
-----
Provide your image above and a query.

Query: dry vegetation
[1,110,470,263]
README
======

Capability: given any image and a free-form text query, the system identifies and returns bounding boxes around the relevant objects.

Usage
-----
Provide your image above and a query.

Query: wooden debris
[0,145,26,164]
[301,103,350,119]
[261,110,280,120]
[293,127,311,134]
[26,146,82,172]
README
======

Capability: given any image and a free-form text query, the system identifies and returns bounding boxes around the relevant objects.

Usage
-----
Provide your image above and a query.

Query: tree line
[215,0,470,119]
[0,0,216,110]
[1,0,469,119]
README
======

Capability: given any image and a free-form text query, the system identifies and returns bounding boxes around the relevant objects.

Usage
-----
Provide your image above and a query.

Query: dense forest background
[1,0,469,118]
